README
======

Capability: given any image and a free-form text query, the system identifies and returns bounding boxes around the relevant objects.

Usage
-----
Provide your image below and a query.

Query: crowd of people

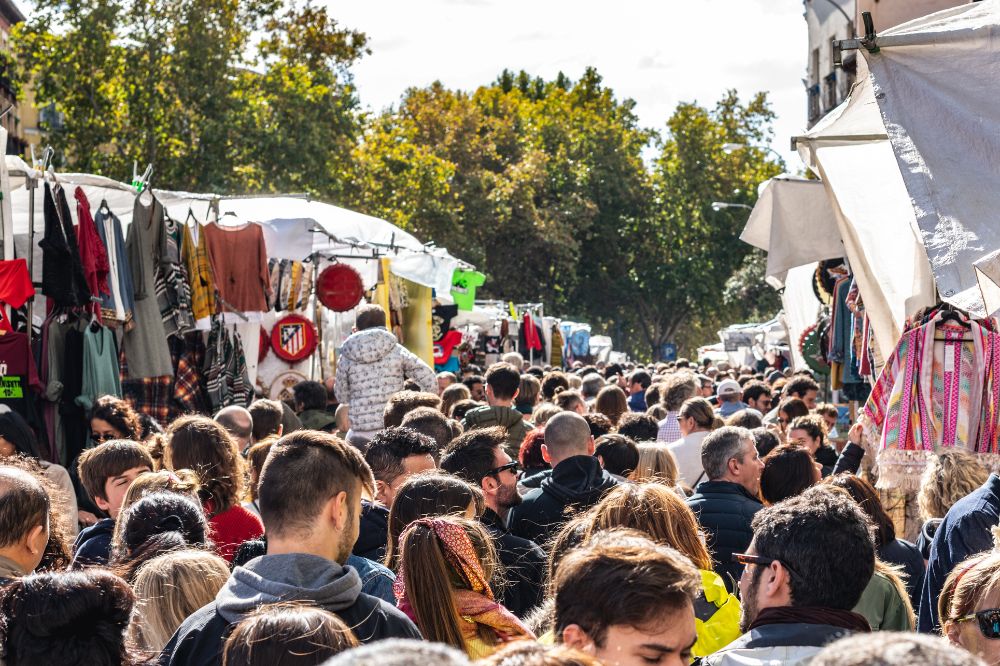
[0,303,998,665]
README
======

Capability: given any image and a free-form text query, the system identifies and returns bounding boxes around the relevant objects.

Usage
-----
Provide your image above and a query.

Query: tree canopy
[13,6,782,359]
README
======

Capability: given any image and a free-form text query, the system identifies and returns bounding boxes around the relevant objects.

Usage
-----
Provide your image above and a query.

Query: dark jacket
[462,406,533,458]
[879,538,925,611]
[481,508,546,617]
[833,441,865,475]
[353,500,389,563]
[628,391,646,412]
[919,474,1000,632]
[700,620,855,665]
[159,553,420,665]
[519,468,550,490]
[298,408,337,433]
[814,445,839,477]
[508,455,619,548]
[71,518,115,568]
[687,480,764,592]
[916,519,941,560]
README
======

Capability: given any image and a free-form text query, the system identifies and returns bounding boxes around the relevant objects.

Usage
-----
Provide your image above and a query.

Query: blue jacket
[628,391,647,412]
[687,481,764,592]
[918,473,1000,632]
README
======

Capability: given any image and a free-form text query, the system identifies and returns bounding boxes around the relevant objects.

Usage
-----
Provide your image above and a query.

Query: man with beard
[160,431,421,665]
[441,426,546,616]
[701,485,875,666]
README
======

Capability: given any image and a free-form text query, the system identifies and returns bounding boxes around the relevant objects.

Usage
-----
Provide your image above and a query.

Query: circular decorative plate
[316,263,364,312]
[271,314,318,362]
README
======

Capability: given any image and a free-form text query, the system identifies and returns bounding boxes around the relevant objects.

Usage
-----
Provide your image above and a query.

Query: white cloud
[331,0,809,167]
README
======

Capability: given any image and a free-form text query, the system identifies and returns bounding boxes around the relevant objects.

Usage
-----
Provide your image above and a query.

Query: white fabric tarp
[740,176,844,288]
[795,55,936,360]
[780,262,823,371]
[864,2,1000,317]
[5,164,464,293]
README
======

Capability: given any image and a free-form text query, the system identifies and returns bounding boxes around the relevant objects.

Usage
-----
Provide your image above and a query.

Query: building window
[823,71,838,110]
[808,84,821,122]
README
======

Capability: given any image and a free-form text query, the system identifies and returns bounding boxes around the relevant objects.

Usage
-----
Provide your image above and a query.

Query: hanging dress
[122,195,174,378]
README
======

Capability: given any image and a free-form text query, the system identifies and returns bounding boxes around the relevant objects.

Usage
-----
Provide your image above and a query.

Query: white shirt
[668,430,710,488]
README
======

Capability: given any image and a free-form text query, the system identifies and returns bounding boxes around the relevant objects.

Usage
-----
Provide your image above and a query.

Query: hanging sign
[316,263,364,312]
[271,314,318,362]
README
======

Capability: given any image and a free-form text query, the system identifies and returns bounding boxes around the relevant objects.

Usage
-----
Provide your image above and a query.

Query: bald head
[0,467,49,568]
[543,412,594,464]
[215,406,253,450]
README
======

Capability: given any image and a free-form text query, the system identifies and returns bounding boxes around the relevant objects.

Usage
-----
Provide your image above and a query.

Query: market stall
[0,157,469,466]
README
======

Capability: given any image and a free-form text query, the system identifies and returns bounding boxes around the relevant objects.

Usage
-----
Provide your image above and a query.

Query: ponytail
[398,524,469,651]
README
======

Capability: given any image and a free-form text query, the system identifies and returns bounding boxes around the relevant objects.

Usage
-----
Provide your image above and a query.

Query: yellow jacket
[693,568,742,657]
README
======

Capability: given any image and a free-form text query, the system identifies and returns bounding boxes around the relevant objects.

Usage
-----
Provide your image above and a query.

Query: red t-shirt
[208,503,264,562]
[0,260,35,333]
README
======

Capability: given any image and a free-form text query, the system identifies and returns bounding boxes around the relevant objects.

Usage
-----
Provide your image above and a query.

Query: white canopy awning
[795,55,936,359]
[4,163,465,293]
[739,175,844,288]
[863,1,1000,317]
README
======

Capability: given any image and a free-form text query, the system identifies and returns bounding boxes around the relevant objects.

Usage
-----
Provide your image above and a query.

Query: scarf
[393,518,535,650]
[861,312,1000,489]
[749,606,871,633]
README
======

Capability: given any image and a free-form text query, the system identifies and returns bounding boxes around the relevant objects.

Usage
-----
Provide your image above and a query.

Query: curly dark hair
[90,396,142,441]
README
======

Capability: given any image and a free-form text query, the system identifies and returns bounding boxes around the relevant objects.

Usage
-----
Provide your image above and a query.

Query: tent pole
[26,177,36,345]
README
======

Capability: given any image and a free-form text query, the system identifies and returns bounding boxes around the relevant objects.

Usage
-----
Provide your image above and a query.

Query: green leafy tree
[14,0,365,195]
[614,91,783,359]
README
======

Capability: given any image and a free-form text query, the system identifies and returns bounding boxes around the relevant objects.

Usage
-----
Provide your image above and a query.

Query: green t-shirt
[451,270,486,311]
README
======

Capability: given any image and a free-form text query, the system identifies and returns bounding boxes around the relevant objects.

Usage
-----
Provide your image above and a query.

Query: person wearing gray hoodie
[335,304,437,445]
[158,431,420,665]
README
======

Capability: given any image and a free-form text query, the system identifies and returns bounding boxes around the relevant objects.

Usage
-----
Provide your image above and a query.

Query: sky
[330,0,810,169]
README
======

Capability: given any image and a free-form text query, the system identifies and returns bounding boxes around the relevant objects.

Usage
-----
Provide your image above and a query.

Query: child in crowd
[72,441,154,568]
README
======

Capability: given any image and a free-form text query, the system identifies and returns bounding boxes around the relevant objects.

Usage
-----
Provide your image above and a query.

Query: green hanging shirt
[451,270,486,311]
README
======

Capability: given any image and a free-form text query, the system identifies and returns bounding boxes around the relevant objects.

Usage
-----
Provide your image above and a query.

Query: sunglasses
[955,608,1000,639]
[732,552,800,579]
[486,461,519,477]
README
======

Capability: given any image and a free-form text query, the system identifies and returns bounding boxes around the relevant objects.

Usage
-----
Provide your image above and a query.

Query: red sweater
[207,504,264,562]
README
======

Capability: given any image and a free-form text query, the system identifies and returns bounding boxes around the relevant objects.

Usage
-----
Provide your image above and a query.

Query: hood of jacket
[299,409,337,432]
[464,405,527,430]
[216,553,362,624]
[340,328,399,365]
[541,455,618,505]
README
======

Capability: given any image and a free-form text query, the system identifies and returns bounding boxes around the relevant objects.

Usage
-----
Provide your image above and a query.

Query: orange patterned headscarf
[394,518,535,652]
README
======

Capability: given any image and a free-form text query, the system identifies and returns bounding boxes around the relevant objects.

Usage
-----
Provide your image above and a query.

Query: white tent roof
[863,1,1000,317]
[795,54,936,358]
[3,162,464,293]
[739,175,844,288]
[793,0,1000,349]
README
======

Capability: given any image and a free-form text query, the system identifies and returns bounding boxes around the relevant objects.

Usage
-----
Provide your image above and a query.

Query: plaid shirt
[119,346,172,425]
[657,411,682,443]
[170,333,209,417]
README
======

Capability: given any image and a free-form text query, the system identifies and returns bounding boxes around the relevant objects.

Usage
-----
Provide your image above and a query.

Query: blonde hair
[587,483,712,570]
[128,549,230,653]
[918,450,990,521]
[629,443,679,487]
[110,469,201,561]
[939,531,1000,631]
[531,403,562,427]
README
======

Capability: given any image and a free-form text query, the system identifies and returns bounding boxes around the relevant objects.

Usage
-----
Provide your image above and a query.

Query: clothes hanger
[98,198,112,215]
[185,207,199,226]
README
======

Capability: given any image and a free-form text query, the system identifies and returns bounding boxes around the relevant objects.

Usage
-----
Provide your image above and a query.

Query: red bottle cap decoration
[271,314,318,362]
[316,263,364,312]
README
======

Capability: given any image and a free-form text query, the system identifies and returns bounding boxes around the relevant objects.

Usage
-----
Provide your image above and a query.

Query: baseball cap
[717,379,742,397]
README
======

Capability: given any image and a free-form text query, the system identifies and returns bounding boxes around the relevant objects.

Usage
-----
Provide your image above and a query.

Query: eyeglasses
[732,552,800,579]
[954,608,1000,639]
[486,461,519,477]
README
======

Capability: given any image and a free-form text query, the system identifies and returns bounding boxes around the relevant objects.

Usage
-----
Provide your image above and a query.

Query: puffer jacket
[462,405,533,457]
[335,328,436,432]
[687,481,763,592]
